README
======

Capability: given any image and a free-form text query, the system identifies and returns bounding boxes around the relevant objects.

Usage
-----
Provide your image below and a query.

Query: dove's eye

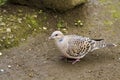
[55,34,58,36]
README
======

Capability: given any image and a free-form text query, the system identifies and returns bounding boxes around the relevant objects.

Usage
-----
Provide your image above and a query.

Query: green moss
[56,20,65,29]
[104,20,113,26]
[112,11,120,19]
[108,5,116,10]
[0,0,7,6]
[56,19,68,33]
[0,8,47,50]
[107,4,120,19]
[99,0,107,3]
[26,15,38,27]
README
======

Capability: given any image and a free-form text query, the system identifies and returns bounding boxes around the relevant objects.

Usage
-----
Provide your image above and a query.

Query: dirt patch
[0,0,120,80]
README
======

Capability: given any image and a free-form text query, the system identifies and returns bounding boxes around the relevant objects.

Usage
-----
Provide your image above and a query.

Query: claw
[72,58,80,64]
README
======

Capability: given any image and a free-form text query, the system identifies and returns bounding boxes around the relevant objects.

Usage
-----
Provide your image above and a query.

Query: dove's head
[49,31,64,40]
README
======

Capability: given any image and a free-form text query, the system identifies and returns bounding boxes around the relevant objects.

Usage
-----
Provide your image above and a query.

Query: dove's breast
[55,36,72,58]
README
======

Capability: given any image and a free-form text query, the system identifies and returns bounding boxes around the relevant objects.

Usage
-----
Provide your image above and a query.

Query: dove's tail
[106,43,117,47]
[91,39,117,51]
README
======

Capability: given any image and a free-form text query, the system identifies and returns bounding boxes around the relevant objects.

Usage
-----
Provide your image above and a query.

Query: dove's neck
[55,36,69,56]
[55,37,64,42]
[59,38,64,42]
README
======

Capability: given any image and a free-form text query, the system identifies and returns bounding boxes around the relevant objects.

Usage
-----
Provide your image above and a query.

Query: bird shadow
[56,49,117,68]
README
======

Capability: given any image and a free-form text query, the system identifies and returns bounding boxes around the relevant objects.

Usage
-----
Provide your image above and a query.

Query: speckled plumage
[49,31,117,64]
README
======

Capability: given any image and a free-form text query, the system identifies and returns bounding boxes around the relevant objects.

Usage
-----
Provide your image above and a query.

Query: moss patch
[0,0,7,6]
[0,6,48,50]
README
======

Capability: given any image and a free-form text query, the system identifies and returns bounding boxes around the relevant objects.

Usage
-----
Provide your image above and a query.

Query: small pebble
[28,24,32,28]
[8,65,12,68]
[18,9,22,13]
[6,28,11,32]
[43,61,47,64]
[34,29,37,31]
[17,18,22,23]
[0,39,3,42]
[8,42,11,44]
[43,27,47,30]
[62,28,67,31]
[39,27,42,30]
[33,15,37,18]
[2,36,6,39]
[29,48,31,51]
[21,38,26,41]
[74,22,78,26]
[77,20,81,23]
[0,52,2,56]
[87,70,92,73]
[0,22,5,26]
[28,73,34,77]
[118,58,120,60]
[3,10,7,13]
[80,23,83,26]
[0,69,4,72]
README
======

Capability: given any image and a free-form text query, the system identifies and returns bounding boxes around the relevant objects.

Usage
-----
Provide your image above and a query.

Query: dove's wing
[66,36,94,58]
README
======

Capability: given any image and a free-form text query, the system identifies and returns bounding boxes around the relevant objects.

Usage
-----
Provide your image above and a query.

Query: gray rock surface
[9,0,87,11]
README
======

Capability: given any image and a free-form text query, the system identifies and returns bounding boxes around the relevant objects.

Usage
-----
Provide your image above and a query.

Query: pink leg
[72,58,80,64]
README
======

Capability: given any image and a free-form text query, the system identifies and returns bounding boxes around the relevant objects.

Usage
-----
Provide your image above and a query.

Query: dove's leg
[72,53,87,64]
[72,58,80,64]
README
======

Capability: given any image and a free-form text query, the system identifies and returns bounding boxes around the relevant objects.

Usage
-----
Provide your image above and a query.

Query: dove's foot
[72,58,80,64]
[59,56,80,64]
[63,57,80,64]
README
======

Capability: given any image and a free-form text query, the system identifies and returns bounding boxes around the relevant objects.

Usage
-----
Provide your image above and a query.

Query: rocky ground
[0,0,120,80]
